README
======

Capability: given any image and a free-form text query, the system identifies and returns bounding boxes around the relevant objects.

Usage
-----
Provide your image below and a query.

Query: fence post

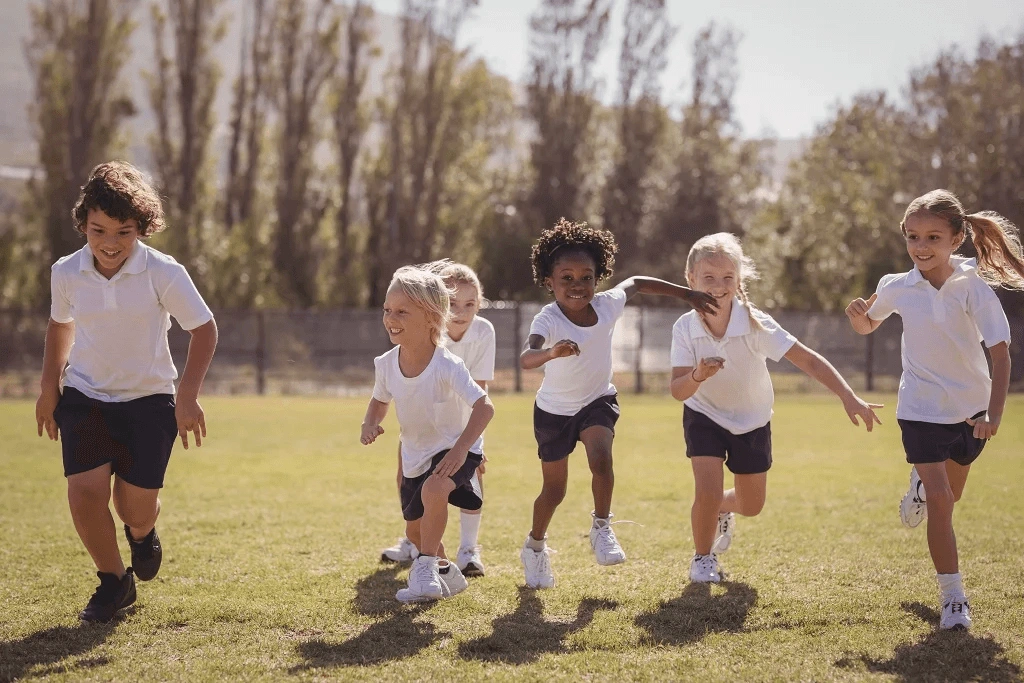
[256,310,266,395]
[513,302,522,393]
[634,300,645,394]
[865,332,874,392]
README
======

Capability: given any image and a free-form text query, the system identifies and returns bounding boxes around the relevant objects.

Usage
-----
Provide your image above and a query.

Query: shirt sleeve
[867,275,899,321]
[602,287,629,322]
[669,316,695,367]
[156,262,214,331]
[446,357,487,407]
[969,282,1012,347]
[49,263,73,324]
[469,321,496,382]
[528,308,553,342]
[371,355,392,403]
[754,310,798,362]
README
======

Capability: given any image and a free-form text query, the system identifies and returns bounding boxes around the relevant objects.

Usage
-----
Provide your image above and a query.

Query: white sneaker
[900,467,927,528]
[456,545,485,577]
[712,512,735,554]
[395,555,444,603]
[689,553,722,583]
[590,514,627,566]
[939,596,972,630]
[438,561,468,597]
[520,537,555,589]
[381,537,418,563]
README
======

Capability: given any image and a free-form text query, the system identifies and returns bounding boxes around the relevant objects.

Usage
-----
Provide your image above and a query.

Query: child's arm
[968,341,1010,439]
[361,398,389,445]
[784,342,883,431]
[175,318,219,450]
[520,334,580,369]
[35,318,75,441]
[617,276,718,314]
[669,358,725,401]
[434,396,495,478]
[845,293,883,335]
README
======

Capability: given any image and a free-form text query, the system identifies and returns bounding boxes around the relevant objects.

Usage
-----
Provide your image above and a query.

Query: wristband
[691,368,704,383]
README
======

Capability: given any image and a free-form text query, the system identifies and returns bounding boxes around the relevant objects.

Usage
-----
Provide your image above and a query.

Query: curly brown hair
[72,161,166,237]
[530,218,618,287]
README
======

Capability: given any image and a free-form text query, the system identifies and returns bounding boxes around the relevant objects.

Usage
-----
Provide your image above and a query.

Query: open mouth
[567,294,587,300]
[388,327,402,335]
[99,249,122,258]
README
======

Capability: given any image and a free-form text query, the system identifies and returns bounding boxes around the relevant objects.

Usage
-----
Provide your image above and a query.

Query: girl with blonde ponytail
[845,189,1018,631]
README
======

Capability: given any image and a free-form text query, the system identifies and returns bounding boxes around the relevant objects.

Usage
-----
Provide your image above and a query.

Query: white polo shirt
[442,316,496,449]
[372,345,488,478]
[529,287,628,416]
[670,298,797,434]
[867,257,1011,423]
[50,242,213,402]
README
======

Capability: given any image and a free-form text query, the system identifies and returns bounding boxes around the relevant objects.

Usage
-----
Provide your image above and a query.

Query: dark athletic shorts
[400,450,483,521]
[55,386,178,489]
[898,411,987,466]
[683,406,772,475]
[534,394,620,462]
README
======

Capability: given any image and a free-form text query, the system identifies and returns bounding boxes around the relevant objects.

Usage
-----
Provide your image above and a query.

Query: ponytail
[737,280,765,331]
[964,212,1024,290]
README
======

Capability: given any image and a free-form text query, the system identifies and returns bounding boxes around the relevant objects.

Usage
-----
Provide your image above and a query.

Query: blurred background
[1,0,1023,395]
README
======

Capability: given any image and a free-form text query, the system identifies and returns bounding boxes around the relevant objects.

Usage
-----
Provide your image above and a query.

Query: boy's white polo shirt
[867,257,1010,423]
[50,242,213,402]
[670,298,797,434]
[442,316,496,448]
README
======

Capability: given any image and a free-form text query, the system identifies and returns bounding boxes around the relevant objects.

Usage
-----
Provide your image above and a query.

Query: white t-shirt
[442,316,496,449]
[372,345,488,478]
[670,298,797,434]
[867,257,1011,423]
[529,288,628,416]
[50,242,214,402]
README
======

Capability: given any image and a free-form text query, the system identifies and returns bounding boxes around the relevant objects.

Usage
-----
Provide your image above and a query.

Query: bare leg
[67,464,124,576]
[580,425,615,519]
[111,477,160,541]
[690,457,724,555]
[531,458,568,540]
[418,474,455,558]
[720,472,768,516]
[916,462,958,574]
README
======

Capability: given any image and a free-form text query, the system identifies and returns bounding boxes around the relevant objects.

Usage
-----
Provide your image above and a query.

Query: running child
[35,161,218,622]
[519,218,718,589]
[362,265,495,603]
[671,232,881,584]
[380,262,496,576]
[846,190,1021,630]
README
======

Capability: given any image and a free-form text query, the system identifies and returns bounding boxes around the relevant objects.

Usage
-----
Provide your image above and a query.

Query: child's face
[687,254,738,312]
[903,213,962,274]
[383,287,433,347]
[545,251,596,312]
[447,282,479,340]
[85,208,139,277]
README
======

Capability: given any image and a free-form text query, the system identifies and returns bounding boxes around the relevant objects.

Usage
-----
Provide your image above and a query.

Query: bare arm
[35,318,75,440]
[361,398,389,445]
[174,318,219,449]
[520,334,579,370]
[669,358,725,401]
[433,395,495,478]
[784,342,883,431]
[970,341,1010,439]
[617,276,718,314]
[845,293,883,335]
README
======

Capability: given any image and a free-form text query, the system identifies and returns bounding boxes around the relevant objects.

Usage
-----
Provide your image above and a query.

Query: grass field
[2,393,1023,682]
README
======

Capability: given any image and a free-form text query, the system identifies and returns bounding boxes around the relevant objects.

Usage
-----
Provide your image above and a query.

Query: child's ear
[543,276,553,293]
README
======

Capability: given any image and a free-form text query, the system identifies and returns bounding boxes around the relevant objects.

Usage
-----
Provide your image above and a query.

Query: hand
[35,389,60,441]
[550,339,580,359]
[843,395,884,432]
[967,413,999,439]
[845,293,877,322]
[361,422,384,445]
[434,448,468,479]
[477,453,487,475]
[686,290,720,315]
[692,356,725,382]
[175,397,207,449]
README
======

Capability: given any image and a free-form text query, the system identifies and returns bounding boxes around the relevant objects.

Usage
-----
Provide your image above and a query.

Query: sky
[371,0,1024,139]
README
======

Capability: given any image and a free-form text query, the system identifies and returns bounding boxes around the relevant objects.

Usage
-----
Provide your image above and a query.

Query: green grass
[2,394,1023,682]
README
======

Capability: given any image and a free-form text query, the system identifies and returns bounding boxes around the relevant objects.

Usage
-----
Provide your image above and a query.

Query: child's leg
[111,477,160,541]
[915,462,958,574]
[67,464,125,576]
[406,519,444,559]
[531,458,569,540]
[720,473,768,517]
[418,474,456,558]
[580,425,614,519]
[691,457,724,555]
[945,460,971,503]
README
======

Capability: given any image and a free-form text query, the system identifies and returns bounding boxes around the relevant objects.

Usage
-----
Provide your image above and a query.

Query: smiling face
[447,281,480,341]
[687,253,738,317]
[382,286,433,347]
[85,208,140,278]
[545,250,597,313]
[903,212,962,281]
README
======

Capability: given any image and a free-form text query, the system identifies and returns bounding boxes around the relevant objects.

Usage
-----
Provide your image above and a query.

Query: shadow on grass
[634,581,757,646]
[457,587,618,664]
[292,565,446,669]
[835,602,1022,683]
[0,622,117,683]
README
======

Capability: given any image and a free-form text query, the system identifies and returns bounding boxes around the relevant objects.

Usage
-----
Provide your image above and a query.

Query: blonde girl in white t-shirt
[672,233,881,584]
[846,190,1022,630]
[362,265,495,603]
[380,263,496,576]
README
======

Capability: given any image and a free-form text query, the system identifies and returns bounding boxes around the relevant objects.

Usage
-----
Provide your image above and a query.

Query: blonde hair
[387,264,454,346]
[439,262,484,303]
[685,232,764,330]
[901,189,1024,289]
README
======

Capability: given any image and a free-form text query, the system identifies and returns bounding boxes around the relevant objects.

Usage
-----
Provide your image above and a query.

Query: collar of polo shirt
[689,295,749,339]
[905,256,976,288]
[80,241,149,279]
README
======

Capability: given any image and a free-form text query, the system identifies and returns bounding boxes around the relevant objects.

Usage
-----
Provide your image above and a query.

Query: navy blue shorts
[400,450,483,521]
[898,411,987,466]
[55,387,178,489]
[683,406,772,475]
[534,394,620,462]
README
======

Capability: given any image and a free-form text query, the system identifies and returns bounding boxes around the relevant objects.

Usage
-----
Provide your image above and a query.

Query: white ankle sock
[937,572,965,599]
[526,533,546,551]
[460,511,481,549]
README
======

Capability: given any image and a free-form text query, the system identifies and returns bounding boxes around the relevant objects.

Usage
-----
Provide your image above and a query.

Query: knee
[587,450,613,478]
[539,482,566,506]
[926,486,955,515]
[737,497,765,517]
[421,475,453,502]
[68,479,110,510]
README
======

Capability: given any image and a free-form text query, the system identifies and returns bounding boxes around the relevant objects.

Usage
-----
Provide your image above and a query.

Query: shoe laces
[717,513,733,535]
[694,553,718,573]
[411,557,437,584]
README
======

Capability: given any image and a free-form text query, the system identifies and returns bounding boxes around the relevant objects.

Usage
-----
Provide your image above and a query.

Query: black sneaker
[125,525,162,581]
[80,569,136,622]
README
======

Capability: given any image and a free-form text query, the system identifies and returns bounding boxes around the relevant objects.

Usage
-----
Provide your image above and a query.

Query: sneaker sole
[595,555,627,566]
[461,562,485,577]
[899,499,926,528]
[381,553,413,563]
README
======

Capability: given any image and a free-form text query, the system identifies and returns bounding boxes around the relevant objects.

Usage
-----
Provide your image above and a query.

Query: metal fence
[2,304,1022,397]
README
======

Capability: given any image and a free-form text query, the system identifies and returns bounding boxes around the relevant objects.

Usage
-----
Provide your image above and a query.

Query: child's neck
[701,299,733,339]
[556,300,598,327]
[920,260,956,290]
[397,340,436,378]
